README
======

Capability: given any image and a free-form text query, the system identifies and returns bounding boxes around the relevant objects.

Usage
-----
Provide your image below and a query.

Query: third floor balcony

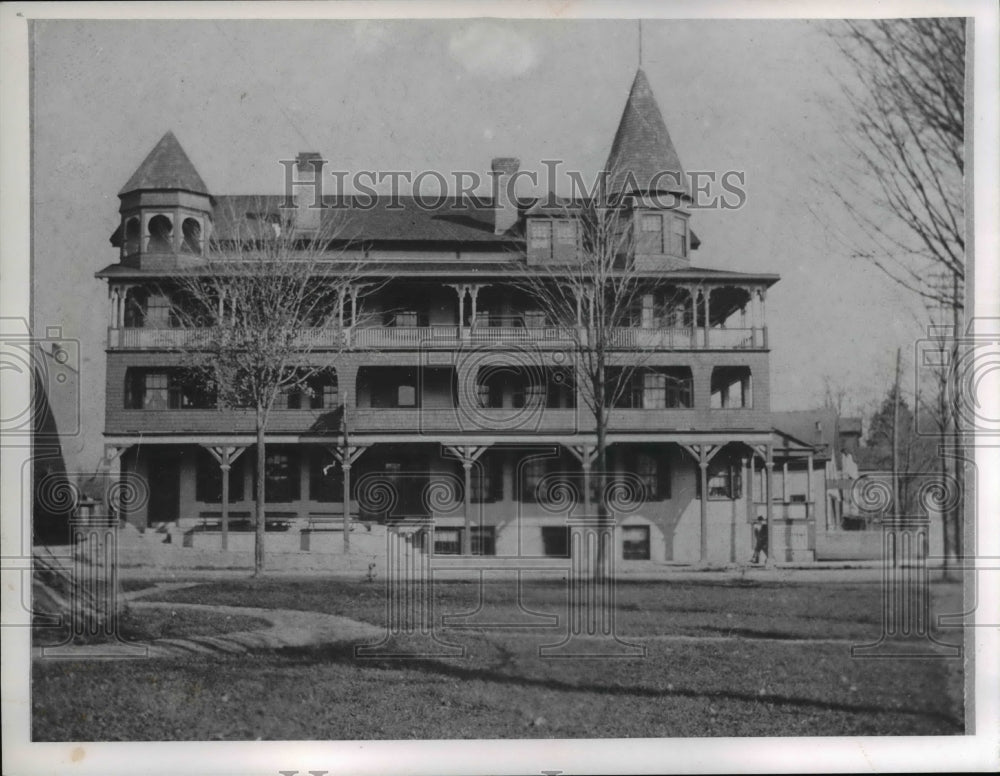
[105,278,771,352]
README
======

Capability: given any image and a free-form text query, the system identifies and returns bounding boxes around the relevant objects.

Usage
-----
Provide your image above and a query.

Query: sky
[30,16,933,472]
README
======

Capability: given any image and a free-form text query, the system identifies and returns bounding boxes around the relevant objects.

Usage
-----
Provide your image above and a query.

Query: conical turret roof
[119,131,209,196]
[604,69,688,198]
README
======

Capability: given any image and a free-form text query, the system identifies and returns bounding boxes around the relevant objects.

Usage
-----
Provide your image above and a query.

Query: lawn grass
[32,606,270,647]
[32,577,965,740]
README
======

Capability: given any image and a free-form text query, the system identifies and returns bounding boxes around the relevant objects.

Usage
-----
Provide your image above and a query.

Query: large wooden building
[97,69,826,564]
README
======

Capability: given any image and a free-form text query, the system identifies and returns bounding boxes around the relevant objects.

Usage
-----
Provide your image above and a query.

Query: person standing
[751,515,768,564]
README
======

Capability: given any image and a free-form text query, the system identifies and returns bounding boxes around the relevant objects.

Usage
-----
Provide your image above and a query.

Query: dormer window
[529,220,552,256]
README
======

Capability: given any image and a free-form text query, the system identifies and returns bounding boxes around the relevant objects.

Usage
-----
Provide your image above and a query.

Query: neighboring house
[96,69,802,564]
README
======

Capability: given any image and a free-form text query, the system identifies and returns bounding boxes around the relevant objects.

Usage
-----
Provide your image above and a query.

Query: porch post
[689,288,698,348]
[444,445,489,555]
[765,447,775,565]
[470,285,481,328]
[703,287,711,348]
[806,453,814,517]
[205,446,247,552]
[782,460,788,503]
[698,459,709,560]
[342,460,352,550]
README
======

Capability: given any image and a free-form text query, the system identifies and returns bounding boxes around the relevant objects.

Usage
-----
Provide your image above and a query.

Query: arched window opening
[147,214,173,253]
[181,217,202,254]
[124,217,140,255]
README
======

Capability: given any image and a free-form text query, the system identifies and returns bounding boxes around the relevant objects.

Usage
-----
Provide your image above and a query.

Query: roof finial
[638,19,643,68]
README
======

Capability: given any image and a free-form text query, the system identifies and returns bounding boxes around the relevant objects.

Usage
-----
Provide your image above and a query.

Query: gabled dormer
[111,131,213,268]
[605,69,697,271]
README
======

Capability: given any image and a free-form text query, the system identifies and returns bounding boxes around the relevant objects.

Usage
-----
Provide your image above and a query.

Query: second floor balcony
[108,323,768,352]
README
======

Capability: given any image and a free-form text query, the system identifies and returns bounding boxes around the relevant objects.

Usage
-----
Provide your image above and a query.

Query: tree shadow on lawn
[271,640,963,733]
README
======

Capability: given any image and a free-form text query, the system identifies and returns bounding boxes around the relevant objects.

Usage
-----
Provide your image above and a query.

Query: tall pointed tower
[605,69,693,270]
[114,131,212,268]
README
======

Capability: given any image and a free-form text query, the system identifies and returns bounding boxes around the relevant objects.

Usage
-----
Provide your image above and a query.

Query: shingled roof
[604,69,689,198]
[119,131,209,196]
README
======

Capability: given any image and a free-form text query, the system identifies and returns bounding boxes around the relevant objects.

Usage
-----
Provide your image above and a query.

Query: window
[529,221,552,256]
[541,526,570,557]
[669,214,688,257]
[397,384,416,407]
[278,373,338,410]
[626,368,693,409]
[256,449,300,503]
[519,457,548,503]
[471,526,496,556]
[640,213,664,252]
[195,448,244,503]
[556,220,577,244]
[386,310,427,327]
[697,458,744,500]
[470,454,503,503]
[634,449,670,500]
[310,376,339,410]
[622,525,651,560]
[434,528,462,555]
[643,372,667,409]
[309,454,343,502]
[124,369,214,410]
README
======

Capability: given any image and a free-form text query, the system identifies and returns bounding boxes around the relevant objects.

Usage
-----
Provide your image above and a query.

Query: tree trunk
[254,410,266,576]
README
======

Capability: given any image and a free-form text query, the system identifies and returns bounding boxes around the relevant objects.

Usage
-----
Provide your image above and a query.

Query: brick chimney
[294,151,324,233]
[491,157,520,235]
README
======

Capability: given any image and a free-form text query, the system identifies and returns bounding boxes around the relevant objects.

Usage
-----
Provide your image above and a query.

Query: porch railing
[108,325,768,351]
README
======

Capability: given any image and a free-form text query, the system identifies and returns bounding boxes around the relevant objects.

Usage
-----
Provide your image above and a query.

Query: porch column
[765,448,775,566]
[101,444,133,521]
[444,445,489,555]
[806,453,814,518]
[205,445,247,551]
[679,443,723,563]
[566,443,598,519]
[782,460,788,503]
[689,287,698,348]
[469,284,486,328]
[326,443,369,551]
[349,285,360,327]
[759,288,768,347]
[336,287,346,344]
[703,287,712,348]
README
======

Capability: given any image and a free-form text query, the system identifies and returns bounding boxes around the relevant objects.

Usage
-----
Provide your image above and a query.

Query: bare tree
[169,197,365,575]
[824,18,965,309]
[514,195,689,576]
[823,18,966,563]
